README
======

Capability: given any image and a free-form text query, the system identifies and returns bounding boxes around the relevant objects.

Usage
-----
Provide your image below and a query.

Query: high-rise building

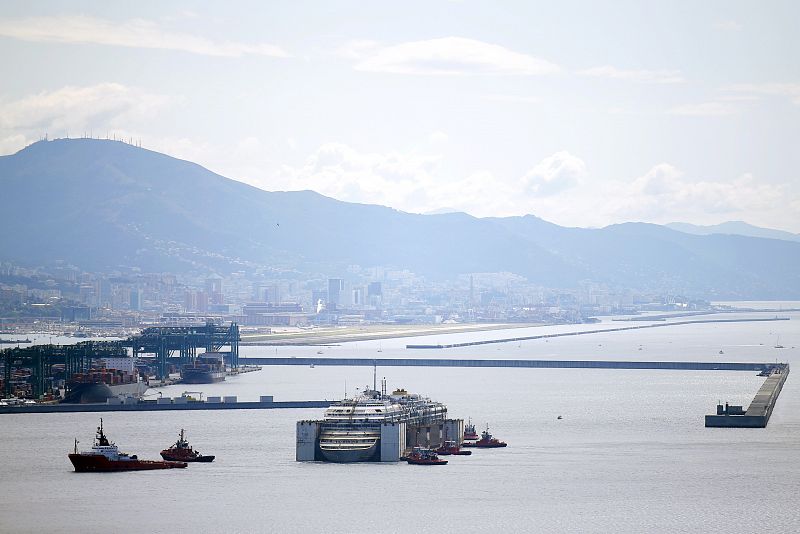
[327,278,344,310]
[130,288,143,311]
[206,276,224,305]
[184,290,196,312]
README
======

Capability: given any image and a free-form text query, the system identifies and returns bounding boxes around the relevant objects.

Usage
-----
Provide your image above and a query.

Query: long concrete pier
[406,317,790,349]
[0,400,329,415]
[239,357,773,372]
[705,365,790,428]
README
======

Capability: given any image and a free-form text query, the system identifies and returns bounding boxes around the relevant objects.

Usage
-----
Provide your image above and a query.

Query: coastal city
[0,259,713,337]
[2,2,799,533]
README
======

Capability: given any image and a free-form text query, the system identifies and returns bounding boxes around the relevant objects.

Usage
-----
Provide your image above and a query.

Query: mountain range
[666,221,800,243]
[1,138,798,299]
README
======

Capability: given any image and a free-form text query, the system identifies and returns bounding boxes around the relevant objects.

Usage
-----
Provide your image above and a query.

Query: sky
[1,1,799,232]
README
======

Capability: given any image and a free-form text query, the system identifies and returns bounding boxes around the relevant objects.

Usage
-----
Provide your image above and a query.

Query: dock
[0,399,329,414]
[705,365,790,428]
[405,316,790,349]
[240,357,773,372]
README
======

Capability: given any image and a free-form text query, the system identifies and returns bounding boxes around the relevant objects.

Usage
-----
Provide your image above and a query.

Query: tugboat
[160,429,215,463]
[405,446,448,465]
[462,425,507,448]
[463,419,479,441]
[435,440,472,456]
[69,419,188,472]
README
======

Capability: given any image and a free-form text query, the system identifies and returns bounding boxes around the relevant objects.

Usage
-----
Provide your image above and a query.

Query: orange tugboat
[160,429,215,463]
[69,419,188,472]
[435,440,472,456]
[463,419,479,441]
[405,446,448,465]
[461,425,507,448]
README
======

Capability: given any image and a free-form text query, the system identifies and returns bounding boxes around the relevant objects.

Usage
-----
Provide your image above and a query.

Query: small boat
[405,447,448,465]
[462,425,507,448]
[69,419,187,472]
[719,349,724,354]
[160,429,215,462]
[435,440,472,456]
[463,418,479,441]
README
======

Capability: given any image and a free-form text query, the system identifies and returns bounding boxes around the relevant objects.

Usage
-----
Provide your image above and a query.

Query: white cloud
[601,164,789,225]
[580,65,685,84]
[0,15,289,58]
[714,20,742,31]
[521,151,586,197]
[275,142,442,208]
[668,101,738,116]
[351,37,559,76]
[427,131,449,144]
[483,94,542,104]
[0,83,171,153]
[725,83,800,105]
[335,39,381,60]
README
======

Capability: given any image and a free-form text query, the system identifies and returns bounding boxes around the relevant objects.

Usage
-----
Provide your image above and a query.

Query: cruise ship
[317,384,448,463]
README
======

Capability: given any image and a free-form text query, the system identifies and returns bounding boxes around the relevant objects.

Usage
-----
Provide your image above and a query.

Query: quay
[705,364,790,428]
[240,357,774,372]
[0,399,329,414]
[405,316,790,349]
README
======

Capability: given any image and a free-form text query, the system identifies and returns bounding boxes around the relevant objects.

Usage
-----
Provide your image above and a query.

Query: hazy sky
[1,1,798,231]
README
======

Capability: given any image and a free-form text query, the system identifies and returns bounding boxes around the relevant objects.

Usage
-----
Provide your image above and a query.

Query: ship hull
[406,458,448,465]
[63,382,148,404]
[319,441,379,463]
[160,451,215,462]
[180,370,226,384]
[68,454,187,472]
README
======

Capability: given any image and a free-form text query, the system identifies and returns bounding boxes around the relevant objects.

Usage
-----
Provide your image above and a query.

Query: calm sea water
[1,308,799,533]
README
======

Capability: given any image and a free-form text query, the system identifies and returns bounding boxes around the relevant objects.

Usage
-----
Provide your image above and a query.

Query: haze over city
[1,1,798,231]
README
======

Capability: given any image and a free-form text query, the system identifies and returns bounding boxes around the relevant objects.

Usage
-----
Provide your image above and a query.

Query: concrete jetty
[705,365,790,428]
[240,357,773,372]
[405,316,790,349]
[0,399,329,415]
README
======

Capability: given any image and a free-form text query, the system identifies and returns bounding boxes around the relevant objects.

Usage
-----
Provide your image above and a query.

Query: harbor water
[1,306,799,533]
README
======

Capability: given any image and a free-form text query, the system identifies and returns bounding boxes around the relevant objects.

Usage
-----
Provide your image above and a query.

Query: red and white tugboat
[463,419,479,441]
[160,429,215,462]
[435,440,472,456]
[405,446,448,465]
[461,425,507,448]
[69,419,188,472]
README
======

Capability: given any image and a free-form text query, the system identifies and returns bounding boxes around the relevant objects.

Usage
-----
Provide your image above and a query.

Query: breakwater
[239,357,772,372]
[705,365,790,428]
[406,317,790,349]
[0,400,329,415]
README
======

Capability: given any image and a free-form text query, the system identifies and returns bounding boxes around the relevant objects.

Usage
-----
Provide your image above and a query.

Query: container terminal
[0,322,240,402]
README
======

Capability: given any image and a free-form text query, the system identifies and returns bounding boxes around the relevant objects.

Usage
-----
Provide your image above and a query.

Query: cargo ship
[69,419,188,472]
[63,367,147,404]
[316,384,448,463]
[181,352,226,384]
